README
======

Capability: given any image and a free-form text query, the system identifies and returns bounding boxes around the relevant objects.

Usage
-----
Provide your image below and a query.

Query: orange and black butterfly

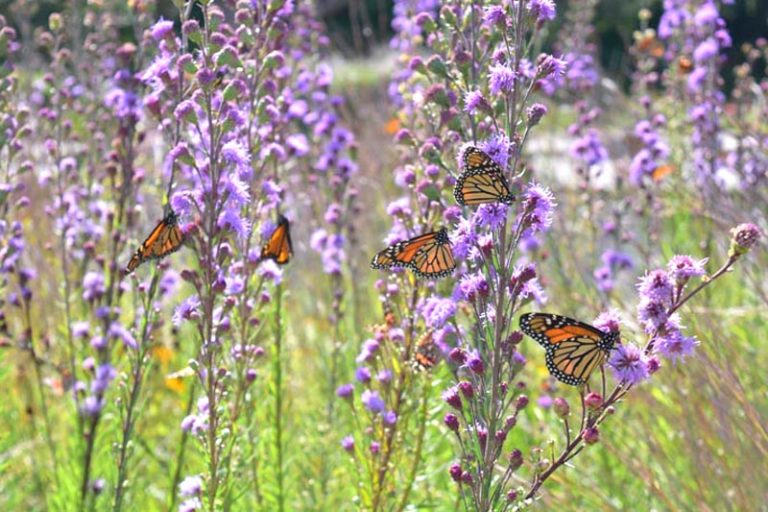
[519,313,618,386]
[371,228,455,279]
[454,146,515,206]
[260,214,293,265]
[414,330,440,370]
[125,210,185,274]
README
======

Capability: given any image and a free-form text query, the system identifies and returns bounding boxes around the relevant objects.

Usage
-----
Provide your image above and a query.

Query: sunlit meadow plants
[0,0,765,511]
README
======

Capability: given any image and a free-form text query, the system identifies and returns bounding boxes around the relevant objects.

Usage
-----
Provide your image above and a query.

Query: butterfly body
[519,313,618,386]
[125,210,184,274]
[371,228,455,279]
[260,214,293,265]
[454,146,515,206]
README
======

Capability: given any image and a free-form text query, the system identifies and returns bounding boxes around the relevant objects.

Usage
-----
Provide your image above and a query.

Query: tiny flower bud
[582,426,600,444]
[584,392,603,410]
[553,397,570,418]
[515,395,529,410]
[444,413,460,432]
[729,223,761,257]
[449,463,463,482]
[458,381,474,398]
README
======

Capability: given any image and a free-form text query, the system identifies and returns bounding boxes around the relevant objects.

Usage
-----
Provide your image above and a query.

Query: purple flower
[489,64,516,96]
[602,250,633,270]
[638,298,668,332]
[655,331,698,363]
[258,260,283,284]
[109,323,137,350]
[179,498,202,512]
[478,133,511,168]
[179,475,203,497]
[521,182,556,232]
[355,366,372,383]
[473,203,508,230]
[667,255,707,281]
[463,90,488,114]
[421,296,457,329]
[82,272,105,301]
[377,369,392,383]
[173,295,201,326]
[638,270,674,303]
[361,390,385,413]
[91,364,117,394]
[693,38,719,63]
[484,5,507,26]
[356,339,380,363]
[730,223,761,254]
[341,435,354,452]
[150,18,175,41]
[693,3,719,27]
[608,343,649,385]
[336,384,354,399]
[593,309,621,333]
[443,386,462,410]
[459,272,489,302]
[383,410,397,425]
[526,0,556,22]
[537,395,553,409]
[527,103,548,125]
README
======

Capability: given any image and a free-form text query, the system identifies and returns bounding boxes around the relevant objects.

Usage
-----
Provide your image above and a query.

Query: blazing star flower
[355,366,372,383]
[637,270,674,302]
[638,298,669,332]
[150,17,175,41]
[655,331,698,363]
[608,343,649,385]
[473,203,508,230]
[173,295,201,326]
[667,255,707,281]
[593,310,621,333]
[463,89,488,114]
[179,475,203,497]
[521,182,556,233]
[422,296,457,329]
[489,64,516,96]
[361,390,385,414]
[82,272,105,302]
[91,364,117,394]
[526,0,556,22]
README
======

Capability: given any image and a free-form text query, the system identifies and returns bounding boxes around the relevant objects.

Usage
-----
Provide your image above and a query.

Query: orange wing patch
[125,210,185,274]
[260,214,293,265]
[371,228,455,279]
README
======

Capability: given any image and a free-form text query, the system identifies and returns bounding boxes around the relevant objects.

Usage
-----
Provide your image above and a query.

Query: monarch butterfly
[454,146,515,206]
[260,214,293,265]
[519,313,618,386]
[125,210,185,274]
[371,228,455,279]
[414,330,439,370]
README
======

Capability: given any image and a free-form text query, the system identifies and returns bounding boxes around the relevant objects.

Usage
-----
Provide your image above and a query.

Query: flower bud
[582,426,600,445]
[444,413,459,432]
[553,397,570,418]
[515,395,529,410]
[729,223,761,257]
[584,392,603,411]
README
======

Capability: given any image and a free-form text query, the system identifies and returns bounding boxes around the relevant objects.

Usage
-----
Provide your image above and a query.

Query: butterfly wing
[520,313,614,386]
[454,146,514,206]
[261,215,293,265]
[371,228,455,279]
[125,211,184,274]
[414,331,439,370]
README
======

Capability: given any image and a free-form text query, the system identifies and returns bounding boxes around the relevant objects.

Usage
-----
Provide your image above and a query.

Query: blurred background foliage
[3,0,767,88]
